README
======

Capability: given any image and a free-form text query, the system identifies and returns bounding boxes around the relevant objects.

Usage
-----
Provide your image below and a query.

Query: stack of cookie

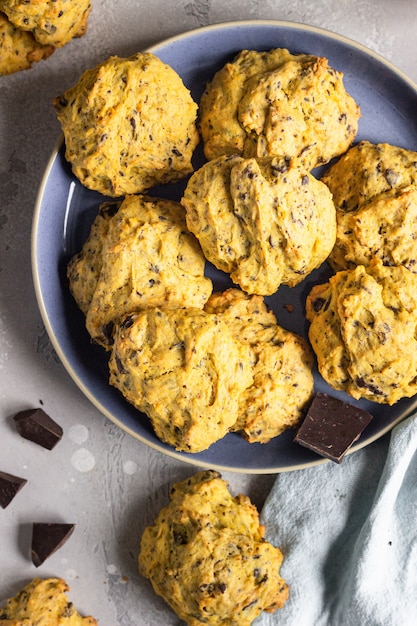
[0,0,91,74]
[307,141,417,404]
[184,48,360,296]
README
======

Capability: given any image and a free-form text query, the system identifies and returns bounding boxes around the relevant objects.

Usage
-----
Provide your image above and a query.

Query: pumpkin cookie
[321,141,417,271]
[322,141,417,212]
[182,154,336,295]
[109,308,253,452]
[68,195,212,348]
[199,48,360,169]
[0,11,54,75]
[0,0,90,47]
[67,201,120,317]
[54,52,199,196]
[306,259,417,404]
[139,470,289,626]
[205,289,314,443]
[0,577,97,625]
[328,185,417,272]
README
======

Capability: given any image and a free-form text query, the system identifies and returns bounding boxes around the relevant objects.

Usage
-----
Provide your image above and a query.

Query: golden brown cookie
[0,11,54,75]
[322,141,417,212]
[139,470,289,626]
[204,289,314,443]
[109,307,253,452]
[67,201,120,317]
[0,0,90,47]
[68,195,212,348]
[321,141,417,271]
[182,154,336,295]
[329,185,417,272]
[306,259,417,404]
[199,48,360,169]
[0,577,97,625]
[54,53,199,196]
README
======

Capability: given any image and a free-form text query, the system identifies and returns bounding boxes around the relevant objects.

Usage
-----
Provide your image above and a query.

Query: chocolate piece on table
[13,408,63,450]
[294,392,373,463]
[31,523,75,567]
[0,470,27,509]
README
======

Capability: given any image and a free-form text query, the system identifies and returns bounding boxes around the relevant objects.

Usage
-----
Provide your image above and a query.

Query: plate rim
[147,18,417,93]
[31,19,417,474]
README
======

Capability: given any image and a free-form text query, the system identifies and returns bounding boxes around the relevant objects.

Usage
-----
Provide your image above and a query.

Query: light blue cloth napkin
[259,413,417,626]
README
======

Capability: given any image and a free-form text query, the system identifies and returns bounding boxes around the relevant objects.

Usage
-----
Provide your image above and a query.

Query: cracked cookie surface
[322,141,417,272]
[0,0,90,47]
[199,48,360,169]
[139,470,289,626]
[182,154,336,295]
[54,52,199,196]
[205,289,314,443]
[306,259,417,404]
[0,11,54,74]
[109,308,252,452]
[0,577,97,625]
[68,195,212,348]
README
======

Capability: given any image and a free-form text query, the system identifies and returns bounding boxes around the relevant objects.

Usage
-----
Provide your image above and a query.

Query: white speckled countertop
[1,1,417,624]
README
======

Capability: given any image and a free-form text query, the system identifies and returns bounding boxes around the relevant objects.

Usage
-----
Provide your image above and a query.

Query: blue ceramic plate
[32,20,417,473]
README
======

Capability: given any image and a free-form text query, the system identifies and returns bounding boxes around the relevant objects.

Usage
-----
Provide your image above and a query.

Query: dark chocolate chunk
[31,522,75,567]
[13,408,63,450]
[0,470,27,509]
[294,392,373,463]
